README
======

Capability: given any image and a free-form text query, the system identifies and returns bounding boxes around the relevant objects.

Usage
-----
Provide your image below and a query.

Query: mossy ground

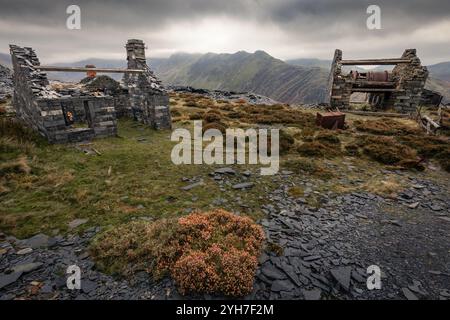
[0,116,271,238]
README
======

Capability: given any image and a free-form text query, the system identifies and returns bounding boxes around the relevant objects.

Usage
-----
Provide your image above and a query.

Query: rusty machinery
[326,49,434,114]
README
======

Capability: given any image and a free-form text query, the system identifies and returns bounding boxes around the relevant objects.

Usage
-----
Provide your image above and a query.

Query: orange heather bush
[90,209,265,297]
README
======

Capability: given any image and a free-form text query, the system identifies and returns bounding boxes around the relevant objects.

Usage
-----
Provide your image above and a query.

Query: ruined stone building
[327,49,429,113]
[9,39,171,143]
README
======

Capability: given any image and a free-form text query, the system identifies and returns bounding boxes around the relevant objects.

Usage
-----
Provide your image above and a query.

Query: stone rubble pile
[169,85,278,105]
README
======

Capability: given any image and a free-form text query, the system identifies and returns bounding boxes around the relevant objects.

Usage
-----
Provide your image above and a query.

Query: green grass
[0,119,270,238]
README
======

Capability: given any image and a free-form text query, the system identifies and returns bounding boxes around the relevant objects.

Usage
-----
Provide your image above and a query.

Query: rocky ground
[1,167,449,300]
[168,85,279,105]
[253,171,450,300]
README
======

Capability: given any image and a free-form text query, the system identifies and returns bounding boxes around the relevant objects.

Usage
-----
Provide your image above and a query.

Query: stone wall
[386,49,429,113]
[123,39,171,129]
[327,49,352,110]
[10,39,172,143]
[10,45,117,143]
[328,49,429,114]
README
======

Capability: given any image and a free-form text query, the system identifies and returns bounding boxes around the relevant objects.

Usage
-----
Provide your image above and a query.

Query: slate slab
[214,167,236,175]
[0,272,23,290]
[68,219,89,229]
[330,266,352,291]
[232,182,254,190]
[10,262,43,274]
[20,234,56,249]
[302,288,322,300]
[271,279,295,292]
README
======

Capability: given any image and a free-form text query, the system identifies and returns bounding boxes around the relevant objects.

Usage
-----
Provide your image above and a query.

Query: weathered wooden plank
[351,88,398,92]
[340,59,411,65]
[344,110,410,118]
[36,66,144,73]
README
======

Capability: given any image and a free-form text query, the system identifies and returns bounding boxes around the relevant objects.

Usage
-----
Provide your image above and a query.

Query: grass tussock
[279,129,295,154]
[364,177,403,197]
[203,110,223,123]
[188,112,205,120]
[0,118,40,143]
[440,108,450,135]
[90,209,265,297]
[397,135,449,158]
[296,141,341,158]
[295,130,342,158]
[356,136,424,170]
[202,122,227,134]
[0,156,31,176]
[350,117,449,171]
[354,118,421,136]
[282,157,335,180]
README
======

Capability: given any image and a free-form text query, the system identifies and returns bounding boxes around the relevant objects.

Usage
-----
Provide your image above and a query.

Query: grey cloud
[0,0,448,64]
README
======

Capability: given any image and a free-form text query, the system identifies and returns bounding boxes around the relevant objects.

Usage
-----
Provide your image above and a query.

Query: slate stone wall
[328,49,429,114]
[10,45,117,143]
[10,40,173,143]
[124,39,171,129]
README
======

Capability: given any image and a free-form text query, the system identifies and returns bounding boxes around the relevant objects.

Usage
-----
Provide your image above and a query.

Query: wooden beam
[423,116,440,129]
[351,88,398,93]
[344,110,410,118]
[340,59,411,65]
[36,66,145,73]
[353,81,396,87]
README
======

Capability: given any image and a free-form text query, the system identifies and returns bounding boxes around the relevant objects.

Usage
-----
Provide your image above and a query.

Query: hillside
[151,51,328,104]
[428,62,450,82]
[425,77,450,103]
[47,58,126,82]
[0,52,11,68]
[286,58,331,69]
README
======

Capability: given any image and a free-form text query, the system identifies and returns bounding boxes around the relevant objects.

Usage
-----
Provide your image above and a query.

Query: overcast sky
[0,0,449,65]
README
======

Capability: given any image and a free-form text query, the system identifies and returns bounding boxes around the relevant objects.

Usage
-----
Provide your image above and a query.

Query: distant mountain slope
[428,62,450,82]
[0,52,11,68]
[425,77,450,104]
[48,58,126,82]
[285,58,369,73]
[151,51,328,104]
[285,58,331,69]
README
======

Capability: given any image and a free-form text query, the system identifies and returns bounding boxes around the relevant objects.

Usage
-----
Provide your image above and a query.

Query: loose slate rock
[302,288,322,300]
[81,279,98,294]
[242,170,252,177]
[20,234,56,249]
[181,181,204,191]
[271,279,295,292]
[11,262,43,274]
[402,287,419,300]
[232,182,254,190]
[408,202,420,209]
[261,264,287,280]
[303,255,321,262]
[0,272,23,290]
[68,218,89,229]
[214,167,236,175]
[330,266,352,291]
[16,247,33,255]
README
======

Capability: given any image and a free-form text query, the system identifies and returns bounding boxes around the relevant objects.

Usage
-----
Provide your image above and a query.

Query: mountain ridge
[150,50,329,104]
